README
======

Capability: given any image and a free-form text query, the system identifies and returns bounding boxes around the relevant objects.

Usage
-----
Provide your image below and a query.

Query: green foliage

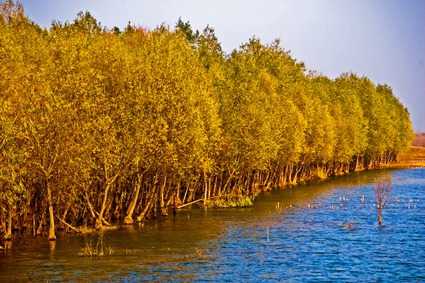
[205,196,254,208]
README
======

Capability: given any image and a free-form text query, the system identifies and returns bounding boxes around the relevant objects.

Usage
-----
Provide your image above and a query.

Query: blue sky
[22,0,425,131]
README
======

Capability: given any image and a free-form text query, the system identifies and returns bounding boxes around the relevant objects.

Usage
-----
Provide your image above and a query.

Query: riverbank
[1,151,422,240]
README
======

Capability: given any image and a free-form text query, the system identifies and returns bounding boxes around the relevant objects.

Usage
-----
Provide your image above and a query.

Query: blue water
[1,168,425,282]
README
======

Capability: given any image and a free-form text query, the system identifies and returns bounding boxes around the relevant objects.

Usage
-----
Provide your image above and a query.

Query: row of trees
[0,1,414,241]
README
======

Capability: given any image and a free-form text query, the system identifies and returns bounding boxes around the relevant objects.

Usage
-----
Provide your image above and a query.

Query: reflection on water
[1,169,425,282]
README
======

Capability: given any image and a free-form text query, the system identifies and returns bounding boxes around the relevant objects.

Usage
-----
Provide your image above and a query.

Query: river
[1,168,424,282]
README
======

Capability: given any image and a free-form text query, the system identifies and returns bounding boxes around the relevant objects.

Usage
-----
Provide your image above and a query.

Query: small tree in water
[374,178,392,226]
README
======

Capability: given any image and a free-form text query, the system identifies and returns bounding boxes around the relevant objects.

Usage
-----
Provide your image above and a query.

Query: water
[1,168,425,282]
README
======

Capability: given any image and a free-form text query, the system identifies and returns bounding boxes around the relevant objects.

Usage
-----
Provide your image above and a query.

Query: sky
[22,0,425,132]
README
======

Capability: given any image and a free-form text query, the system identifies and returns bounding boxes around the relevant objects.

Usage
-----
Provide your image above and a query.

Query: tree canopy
[0,1,414,240]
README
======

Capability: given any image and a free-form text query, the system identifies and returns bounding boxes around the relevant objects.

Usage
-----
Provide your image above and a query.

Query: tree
[0,6,415,241]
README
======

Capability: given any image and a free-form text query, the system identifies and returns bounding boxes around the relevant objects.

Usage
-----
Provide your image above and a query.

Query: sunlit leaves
[0,2,414,231]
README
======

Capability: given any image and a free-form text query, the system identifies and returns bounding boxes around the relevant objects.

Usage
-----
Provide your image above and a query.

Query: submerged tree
[374,178,392,226]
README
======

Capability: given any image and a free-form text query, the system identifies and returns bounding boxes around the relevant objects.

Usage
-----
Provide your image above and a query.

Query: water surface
[1,168,425,282]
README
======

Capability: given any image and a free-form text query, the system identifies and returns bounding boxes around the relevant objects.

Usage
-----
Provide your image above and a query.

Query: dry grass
[204,195,254,208]
[390,146,425,168]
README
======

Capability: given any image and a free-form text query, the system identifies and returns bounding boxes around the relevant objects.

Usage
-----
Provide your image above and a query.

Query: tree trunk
[137,192,154,222]
[37,209,45,236]
[136,185,156,222]
[4,209,12,241]
[32,212,36,237]
[159,176,168,216]
[377,207,383,226]
[96,182,111,230]
[47,182,56,241]
[203,172,208,206]
[124,175,142,225]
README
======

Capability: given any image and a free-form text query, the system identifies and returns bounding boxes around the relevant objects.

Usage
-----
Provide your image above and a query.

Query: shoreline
[3,161,424,240]
[1,145,424,242]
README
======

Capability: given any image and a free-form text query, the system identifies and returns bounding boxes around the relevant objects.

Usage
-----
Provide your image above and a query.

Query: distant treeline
[413,133,425,147]
[0,1,414,241]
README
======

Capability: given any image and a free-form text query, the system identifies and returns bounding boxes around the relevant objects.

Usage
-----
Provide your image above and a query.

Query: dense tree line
[0,1,414,241]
